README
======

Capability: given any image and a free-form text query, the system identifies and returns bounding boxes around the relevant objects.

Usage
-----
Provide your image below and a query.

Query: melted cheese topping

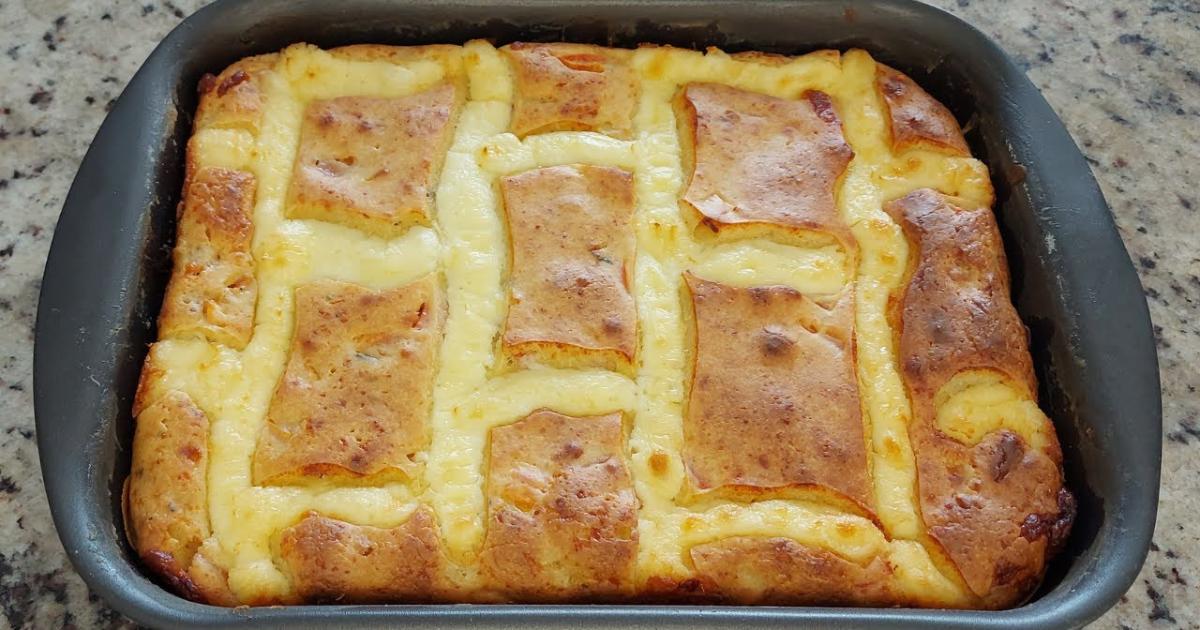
[163,42,1021,604]
[935,370,1050,451]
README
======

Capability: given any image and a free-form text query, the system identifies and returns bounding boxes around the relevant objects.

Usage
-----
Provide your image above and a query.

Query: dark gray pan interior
[34,0,1160,628]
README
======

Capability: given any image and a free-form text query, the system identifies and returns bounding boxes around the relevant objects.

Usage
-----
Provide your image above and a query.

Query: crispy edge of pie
[195,53,277,134]
[886,188,1074,608]
[157,166,258,350]
[123,390,233,603]
[875,63,971,157]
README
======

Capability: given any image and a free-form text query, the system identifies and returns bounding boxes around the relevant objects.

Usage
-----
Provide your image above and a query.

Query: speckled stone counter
[0,1,1195,628]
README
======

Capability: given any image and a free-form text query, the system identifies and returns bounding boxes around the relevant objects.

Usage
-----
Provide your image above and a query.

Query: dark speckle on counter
[1118,32,1161,56]
[1146,582,1176,623]
[0,0,1196,627]
[1165,419,1200,445]
[27,88,52,108]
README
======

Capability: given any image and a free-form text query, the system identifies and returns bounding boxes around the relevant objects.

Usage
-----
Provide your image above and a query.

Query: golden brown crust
[157,166,258,350]
[498,164,637,374]
[285,82,464,238]
[886,189,1073,608]
[279,506,448,603]
[195,54,276,133]
[690,537,894,605]
[503,42,638,139]
[675,82,855,249]
[480,410,638,601]
[127,390,212,599]
[681,275,873,515]
[252,275,445,486]
[875,63,970,156]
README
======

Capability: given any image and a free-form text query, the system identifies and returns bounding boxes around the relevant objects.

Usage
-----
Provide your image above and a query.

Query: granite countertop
[0,0,1195,627]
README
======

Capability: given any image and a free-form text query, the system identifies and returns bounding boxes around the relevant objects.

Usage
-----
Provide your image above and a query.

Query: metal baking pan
[34,0,1161,627]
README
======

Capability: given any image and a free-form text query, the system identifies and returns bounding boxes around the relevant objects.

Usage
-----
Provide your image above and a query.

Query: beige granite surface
[0,0,1195,628]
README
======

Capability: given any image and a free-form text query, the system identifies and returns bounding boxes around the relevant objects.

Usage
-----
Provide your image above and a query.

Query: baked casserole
[125,40,1074,609]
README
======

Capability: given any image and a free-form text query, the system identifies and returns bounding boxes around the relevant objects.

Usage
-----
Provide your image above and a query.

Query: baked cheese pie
[125,41,1074,609]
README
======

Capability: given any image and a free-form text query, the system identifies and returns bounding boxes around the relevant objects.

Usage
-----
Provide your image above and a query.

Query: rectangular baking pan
[34,0,1161,628]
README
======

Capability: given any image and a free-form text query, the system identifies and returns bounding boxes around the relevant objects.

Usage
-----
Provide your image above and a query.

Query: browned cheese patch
[252,275,445,486]
[157,166,258,350]
[681,275,873,517]
[503,42,638,139]
[875,63,970,156]
[886,188,1074,608]
[279,506,449,603]
[286,83,463,238]
[480,410,638,600]
[675,82,855,248]
[690,537,895,605]
[499,164,637,373]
